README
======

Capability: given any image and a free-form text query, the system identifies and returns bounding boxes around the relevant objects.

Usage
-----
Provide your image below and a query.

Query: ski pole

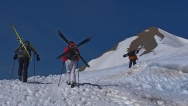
[77,62,79,85]
[11,60,15,79]
[58,62,65,86]
[34,55,35,82]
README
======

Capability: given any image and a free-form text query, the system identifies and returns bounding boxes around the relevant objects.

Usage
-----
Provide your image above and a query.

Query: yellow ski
[10,23,32,61]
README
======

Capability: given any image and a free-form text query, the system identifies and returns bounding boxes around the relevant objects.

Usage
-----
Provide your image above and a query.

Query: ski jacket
[14,44,39,58]
[123,50,138,60]
[62,42,80,62]
[128,54,138,60]
[128,50,138,60]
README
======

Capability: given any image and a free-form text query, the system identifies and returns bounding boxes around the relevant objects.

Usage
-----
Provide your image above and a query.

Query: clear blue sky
[0,0,188,80]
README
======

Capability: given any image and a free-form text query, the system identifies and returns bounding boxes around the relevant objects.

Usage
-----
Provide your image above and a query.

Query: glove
[123,54,127,57]
[136,50,140,54]
[36,55,40,61]
[13,54,18,60]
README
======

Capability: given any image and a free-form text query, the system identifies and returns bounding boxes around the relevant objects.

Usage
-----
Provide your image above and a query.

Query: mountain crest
[129,27,164,56]
[80,27,188,71]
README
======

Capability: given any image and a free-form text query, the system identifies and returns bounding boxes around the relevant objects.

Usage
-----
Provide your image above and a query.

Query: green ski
[10,23,32,61]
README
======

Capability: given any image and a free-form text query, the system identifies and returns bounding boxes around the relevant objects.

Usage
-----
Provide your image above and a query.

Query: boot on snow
[19,76,22,81]
[71,82,76,88]
[66,81,71,85]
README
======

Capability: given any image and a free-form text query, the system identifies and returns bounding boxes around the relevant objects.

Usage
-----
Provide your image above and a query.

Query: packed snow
[1,28,188,106]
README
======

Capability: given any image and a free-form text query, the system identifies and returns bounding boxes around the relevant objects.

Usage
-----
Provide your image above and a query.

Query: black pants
[18,57,29,82]
[129,59,136,68]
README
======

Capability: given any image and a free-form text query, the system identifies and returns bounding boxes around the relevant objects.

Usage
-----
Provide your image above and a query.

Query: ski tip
[89,36,92,40]
[58,30,61,34]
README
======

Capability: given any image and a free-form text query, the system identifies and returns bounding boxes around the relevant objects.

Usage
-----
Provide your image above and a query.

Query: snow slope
[85,36,138,71]
[1,27,188,106]
[1,45,188,106]
[84,27,188,71]
[158,28,188,47]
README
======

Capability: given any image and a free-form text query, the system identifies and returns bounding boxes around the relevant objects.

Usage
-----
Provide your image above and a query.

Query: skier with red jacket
[62,41,80,88]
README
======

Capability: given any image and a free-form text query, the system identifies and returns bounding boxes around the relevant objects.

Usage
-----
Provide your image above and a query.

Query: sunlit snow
[1,28,188,106]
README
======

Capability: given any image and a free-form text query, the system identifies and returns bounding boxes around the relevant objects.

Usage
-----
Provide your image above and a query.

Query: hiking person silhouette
[13,40,40,82]
[123,49,139,68]
[62,41,80,88]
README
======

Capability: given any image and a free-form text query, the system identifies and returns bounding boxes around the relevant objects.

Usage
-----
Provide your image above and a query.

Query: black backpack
[128,51,135,56]
[20,41,31,56]
[66,47,78,60]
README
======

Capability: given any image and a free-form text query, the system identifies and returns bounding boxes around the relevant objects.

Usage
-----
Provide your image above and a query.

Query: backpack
[19,41,31,56]
[128,51,135,56]
[66,47,78,60]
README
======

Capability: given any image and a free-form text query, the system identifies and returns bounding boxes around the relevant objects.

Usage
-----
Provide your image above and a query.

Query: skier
[13,40,40,82]
[62,41,80,88]
[123,49,139,68]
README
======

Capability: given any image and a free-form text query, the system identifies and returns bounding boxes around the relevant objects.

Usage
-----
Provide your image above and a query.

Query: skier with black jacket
[13,40,40,82]
[123,49,139,68]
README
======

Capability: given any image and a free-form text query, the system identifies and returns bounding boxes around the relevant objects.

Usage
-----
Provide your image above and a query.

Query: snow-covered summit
[82,27,188,71]
[158,28,188,47]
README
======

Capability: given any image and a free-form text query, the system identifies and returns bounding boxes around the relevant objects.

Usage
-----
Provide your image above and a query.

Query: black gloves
[13,54,18,60]
[136,49,139,53]
[123,54,127,57]
[36,55,40,61]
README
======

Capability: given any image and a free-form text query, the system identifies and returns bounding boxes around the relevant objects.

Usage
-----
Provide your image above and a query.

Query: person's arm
[29,44,39,55]
[62,46,69,62]
[123,54,127,57]
[135,50,139,54]
[30,44,40,61]
[14,46,20,54]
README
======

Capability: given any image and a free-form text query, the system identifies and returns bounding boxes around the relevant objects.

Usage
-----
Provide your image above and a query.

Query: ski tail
[58,30,70,46]
[77,53,90,67]
[77,37,92,47]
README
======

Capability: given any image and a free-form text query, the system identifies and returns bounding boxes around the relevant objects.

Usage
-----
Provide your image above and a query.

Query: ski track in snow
[1,50,188,105]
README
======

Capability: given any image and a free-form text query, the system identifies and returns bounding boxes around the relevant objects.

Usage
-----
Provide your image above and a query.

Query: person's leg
[129,60,133,68]
[18,57,24,81]
[65,60,71,84]
[133,59,136,66]
[23,57,29,82]
[70,60,77,84]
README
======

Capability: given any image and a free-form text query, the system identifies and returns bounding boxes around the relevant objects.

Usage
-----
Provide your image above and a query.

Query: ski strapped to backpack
[66,46,78,60]
[56,30,92,67]
[10,23,32,61]
[19,41,31,56]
